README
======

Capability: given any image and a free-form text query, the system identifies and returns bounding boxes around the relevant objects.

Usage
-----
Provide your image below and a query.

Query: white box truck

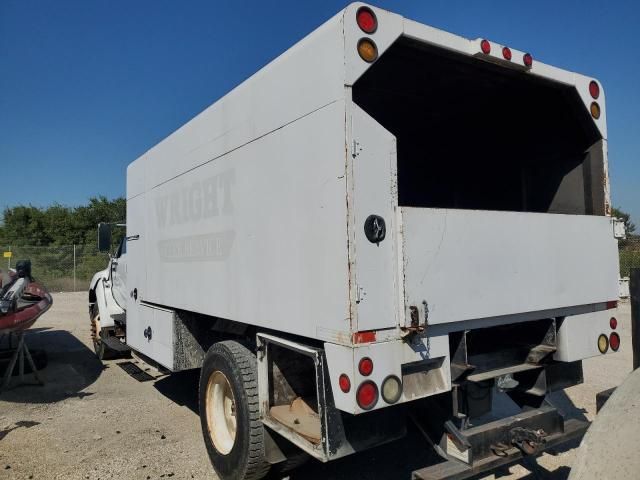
[89,3,624,479]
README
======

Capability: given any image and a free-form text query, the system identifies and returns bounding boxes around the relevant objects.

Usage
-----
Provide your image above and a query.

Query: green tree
[0,197,125,247]
[0,206,53,245]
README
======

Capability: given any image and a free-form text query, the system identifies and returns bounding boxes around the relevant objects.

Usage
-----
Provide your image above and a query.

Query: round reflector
[381,375,402,404]
[356,7,377,34]
[610,332,620,351]
[356,381,378,410]
[480,39,491,54]
[590,102,601,119]
[502,46,512,61]
[339,374,351,393]
[610,317,618,330]
[523,53,533,67]
[358,357,374,376]
[589,80,600,99]
[598,334,609,354]
[357,38,378,63]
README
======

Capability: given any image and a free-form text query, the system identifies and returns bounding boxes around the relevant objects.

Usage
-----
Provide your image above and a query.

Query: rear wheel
[199,341,270,480]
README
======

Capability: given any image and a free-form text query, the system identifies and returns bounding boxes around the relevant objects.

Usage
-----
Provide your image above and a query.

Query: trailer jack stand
[0,331,44,392]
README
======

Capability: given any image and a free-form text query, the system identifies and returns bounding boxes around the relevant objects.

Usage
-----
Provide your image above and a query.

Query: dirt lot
[0,293,633,480]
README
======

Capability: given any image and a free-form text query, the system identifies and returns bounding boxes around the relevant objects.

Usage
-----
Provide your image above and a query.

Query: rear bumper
[412,411,589,480]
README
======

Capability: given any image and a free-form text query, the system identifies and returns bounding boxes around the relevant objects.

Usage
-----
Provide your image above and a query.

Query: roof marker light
[480,39,491,54]
[590,102,601,119]
[589,80,600,99]
[502,47,512,61]
[356,7,377,34]
[523,53,533,67]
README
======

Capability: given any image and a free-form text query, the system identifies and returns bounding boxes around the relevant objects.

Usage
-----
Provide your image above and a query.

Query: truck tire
[199,341,270,480]
[89,306,117,361]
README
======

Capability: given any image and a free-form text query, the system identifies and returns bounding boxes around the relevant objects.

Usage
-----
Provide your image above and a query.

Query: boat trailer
[0,260,52,392]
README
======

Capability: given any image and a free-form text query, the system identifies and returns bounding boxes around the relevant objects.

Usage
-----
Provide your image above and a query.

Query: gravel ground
[0,292,632,480]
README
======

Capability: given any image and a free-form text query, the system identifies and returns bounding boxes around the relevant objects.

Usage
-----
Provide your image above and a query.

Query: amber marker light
[358,38,378,63]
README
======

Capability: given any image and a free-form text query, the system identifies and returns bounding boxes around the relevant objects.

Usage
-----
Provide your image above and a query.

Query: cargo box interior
[352,37,605,215]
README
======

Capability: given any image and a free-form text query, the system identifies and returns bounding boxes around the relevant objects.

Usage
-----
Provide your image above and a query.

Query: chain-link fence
[619,235,640,279]
[0,245,109,292]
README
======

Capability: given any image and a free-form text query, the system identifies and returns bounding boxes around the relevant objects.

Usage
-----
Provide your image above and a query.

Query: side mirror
[97,223,112,252]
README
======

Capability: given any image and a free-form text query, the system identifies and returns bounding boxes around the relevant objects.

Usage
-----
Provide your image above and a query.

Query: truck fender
[89,268,109,296]
[89,267,120,330]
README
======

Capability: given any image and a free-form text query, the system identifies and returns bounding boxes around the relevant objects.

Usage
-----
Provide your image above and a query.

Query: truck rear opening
[353,37,605,216]
[349,33,618,331]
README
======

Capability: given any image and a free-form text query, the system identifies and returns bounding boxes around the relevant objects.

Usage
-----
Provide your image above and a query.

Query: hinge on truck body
[613,218,626,239]
[351,139,361,158]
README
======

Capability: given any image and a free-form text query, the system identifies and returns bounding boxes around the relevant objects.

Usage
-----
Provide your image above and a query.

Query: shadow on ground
[154,369,200,415]
[0,328,103,403]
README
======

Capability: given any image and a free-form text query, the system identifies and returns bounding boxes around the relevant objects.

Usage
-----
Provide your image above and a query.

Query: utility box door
[127,303,175,369]
[401,208,619,326]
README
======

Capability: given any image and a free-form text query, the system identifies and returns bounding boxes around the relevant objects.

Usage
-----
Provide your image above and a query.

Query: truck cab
[88,223,128,359]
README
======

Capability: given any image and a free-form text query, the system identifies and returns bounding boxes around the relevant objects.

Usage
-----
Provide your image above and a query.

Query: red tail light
[589,80,600,99]
[502,47,512,60]
[610,332,620,351]
[610,317,618,330]
[356,381,378,410]
[523,53,533,67]
[480,39,491,54]
[358,357,374,376]
[356,7,377,34]
[339,374,351,393]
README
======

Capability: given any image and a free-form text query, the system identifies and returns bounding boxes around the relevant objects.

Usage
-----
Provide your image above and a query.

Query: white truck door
[350,104,400,332]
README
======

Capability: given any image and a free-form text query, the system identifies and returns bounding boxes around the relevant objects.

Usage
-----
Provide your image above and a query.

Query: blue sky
[1,1,639,224]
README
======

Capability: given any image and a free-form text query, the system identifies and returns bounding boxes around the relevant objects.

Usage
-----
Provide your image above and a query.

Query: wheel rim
[206,370,237,455]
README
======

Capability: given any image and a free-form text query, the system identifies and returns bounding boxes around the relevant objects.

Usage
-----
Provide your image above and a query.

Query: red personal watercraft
[0,260,52,334]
